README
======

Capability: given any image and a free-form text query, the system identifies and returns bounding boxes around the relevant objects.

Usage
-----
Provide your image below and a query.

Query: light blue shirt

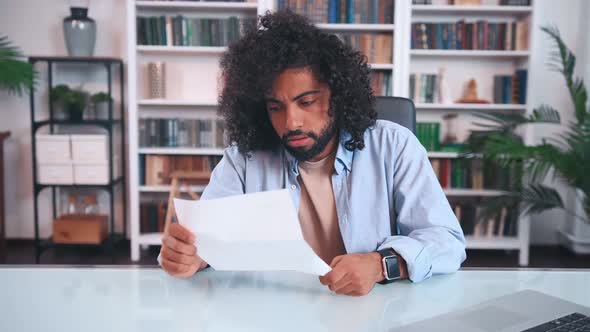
[201,120,466,282]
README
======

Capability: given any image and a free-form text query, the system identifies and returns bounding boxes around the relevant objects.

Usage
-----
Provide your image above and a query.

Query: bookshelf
[415,103,527,113]
[410,50,530,57]
[126,0,534,265]
[126,0,261,261]
[408,0,536,265]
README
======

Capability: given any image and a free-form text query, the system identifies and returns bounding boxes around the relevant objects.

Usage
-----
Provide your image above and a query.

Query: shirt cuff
[378,236,432,283]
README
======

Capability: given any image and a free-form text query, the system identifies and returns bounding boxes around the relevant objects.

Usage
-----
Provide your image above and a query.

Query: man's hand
[160,223,208,278]
[319,253,384,296]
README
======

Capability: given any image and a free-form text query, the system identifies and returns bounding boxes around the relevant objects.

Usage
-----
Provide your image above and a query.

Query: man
[159,10,466,296]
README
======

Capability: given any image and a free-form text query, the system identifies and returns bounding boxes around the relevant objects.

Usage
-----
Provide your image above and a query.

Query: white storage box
[38,163,73,184]
[71,135,108,162]
[73,163,109,184]
[36,135,71,164]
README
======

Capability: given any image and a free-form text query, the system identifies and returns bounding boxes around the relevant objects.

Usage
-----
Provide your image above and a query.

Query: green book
[201,19,211,46]
[160,16,166,46]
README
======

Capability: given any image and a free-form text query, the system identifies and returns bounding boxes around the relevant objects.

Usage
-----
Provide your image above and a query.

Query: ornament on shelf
[63,0,96,56]
[437,67,452,104]
[442,113,459,144]
[455,79,490,104]
[148,62,166,99]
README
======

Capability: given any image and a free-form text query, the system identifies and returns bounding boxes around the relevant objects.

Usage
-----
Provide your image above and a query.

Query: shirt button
[291,185,297,190]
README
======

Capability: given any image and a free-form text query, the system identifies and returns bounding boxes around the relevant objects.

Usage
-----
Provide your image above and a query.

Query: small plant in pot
[90,92,112,119]
[67,89,88,122]
[49,84,71,120]
[50,85,88,122]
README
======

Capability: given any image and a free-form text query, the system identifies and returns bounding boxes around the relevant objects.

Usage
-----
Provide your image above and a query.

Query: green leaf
[519,183,564,215]
[0,36,37,95]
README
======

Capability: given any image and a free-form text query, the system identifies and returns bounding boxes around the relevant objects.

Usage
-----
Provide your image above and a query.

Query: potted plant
[50,85,88,122]
[90,91,112,119]
[49,84,71,120]
[467,26,590,253]
[66,89,88,122]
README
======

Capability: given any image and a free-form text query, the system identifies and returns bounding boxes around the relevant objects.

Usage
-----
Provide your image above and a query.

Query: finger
[324,267,347,286]
[168,223,196,243]
[160,256,191,276]
[161,245,196,265]
[336,283,356,295]
[162,234,197,256]
[331,274,352,293]
[329,255,345,268]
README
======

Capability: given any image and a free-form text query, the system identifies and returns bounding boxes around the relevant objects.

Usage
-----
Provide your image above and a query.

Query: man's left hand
[319,253,384,296]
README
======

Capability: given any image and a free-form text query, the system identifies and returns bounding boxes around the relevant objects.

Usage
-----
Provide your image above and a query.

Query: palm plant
[467,26,590,224]
[0,36,35,95]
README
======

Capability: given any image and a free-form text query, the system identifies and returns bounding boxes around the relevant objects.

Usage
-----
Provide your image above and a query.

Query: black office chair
[375,96,416,134]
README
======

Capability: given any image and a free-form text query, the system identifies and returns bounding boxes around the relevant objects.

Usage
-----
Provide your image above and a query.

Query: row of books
[493,69,528,104]
[139,118,225,148]
[411,21,529,51]
[278,0,394,24]
[430,158,519,190]
[409,73,440,104]
[453,203,518,238]
[413,0,530,5]
[136,16,256,47]
[335,33,393,64]
[416,122,441,151]
[140,201,168,233]
[139,154,223,186]
[371,71,392,96]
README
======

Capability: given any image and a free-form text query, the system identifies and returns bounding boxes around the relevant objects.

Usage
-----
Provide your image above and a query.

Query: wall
[0,0,586,244]
[0,0,126,239]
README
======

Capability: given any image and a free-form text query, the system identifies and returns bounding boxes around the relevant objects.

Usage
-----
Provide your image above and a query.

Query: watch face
[384,255,401,280]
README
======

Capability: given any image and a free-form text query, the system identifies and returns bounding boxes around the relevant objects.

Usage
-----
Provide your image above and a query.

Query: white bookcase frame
[126,0,534,265]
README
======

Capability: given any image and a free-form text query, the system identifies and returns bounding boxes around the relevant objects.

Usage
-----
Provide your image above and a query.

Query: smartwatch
[376,248,401,284]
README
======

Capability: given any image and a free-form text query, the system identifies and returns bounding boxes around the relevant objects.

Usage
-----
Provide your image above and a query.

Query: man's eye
[268,106,280,112]
[300,99,315,107]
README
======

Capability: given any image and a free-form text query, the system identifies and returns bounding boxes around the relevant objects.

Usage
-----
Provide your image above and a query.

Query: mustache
[282,130,318,141]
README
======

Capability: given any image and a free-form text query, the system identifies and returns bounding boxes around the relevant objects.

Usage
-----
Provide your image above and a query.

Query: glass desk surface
[1,266,588,332]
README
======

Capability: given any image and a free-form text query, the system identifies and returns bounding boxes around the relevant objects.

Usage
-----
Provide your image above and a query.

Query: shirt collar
[283,129,354,176]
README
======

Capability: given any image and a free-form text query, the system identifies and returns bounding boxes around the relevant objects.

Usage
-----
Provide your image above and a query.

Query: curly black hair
[218,10,377,153]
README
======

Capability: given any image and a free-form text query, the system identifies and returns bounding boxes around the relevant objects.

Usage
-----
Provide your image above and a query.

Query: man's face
[265,67,336,162]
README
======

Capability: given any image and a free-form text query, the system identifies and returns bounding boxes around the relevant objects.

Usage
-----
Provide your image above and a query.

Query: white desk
[0,267,588,332]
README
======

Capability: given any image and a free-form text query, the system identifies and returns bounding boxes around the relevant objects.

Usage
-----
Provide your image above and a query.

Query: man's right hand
[160,223,208,278]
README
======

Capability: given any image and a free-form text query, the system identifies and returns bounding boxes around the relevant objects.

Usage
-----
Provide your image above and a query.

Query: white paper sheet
[173,189,332,276]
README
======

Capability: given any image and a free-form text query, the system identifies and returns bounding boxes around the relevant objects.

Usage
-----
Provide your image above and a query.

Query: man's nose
[285,105,303,132]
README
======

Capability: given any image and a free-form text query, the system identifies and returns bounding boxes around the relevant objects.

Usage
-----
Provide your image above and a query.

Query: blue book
[436,23,443,50]
[503,76,512,104]
[373,0,378,24]
[328,0,337,23]
[347,0,354,24]
[516,69,528,104]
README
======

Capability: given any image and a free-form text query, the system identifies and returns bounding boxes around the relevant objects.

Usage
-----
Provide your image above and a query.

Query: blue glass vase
[63,7,96,56]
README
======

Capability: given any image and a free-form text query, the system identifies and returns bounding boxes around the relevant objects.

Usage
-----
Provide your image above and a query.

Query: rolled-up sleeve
[200,146,246,200]
[378,130,466,283]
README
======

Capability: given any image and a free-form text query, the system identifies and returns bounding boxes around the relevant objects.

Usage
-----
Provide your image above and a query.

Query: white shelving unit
[137,45,227,54]
[126,0,534,264]
[126,0,262,261]
[407,1,537,265]
[415,103,527,113]
[412,4,532,15]
[410,49,530,57]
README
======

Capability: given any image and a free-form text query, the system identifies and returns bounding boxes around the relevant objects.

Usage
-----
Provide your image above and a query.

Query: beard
[281,117,337,162]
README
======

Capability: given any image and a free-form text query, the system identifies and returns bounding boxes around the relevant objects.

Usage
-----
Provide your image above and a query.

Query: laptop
[389,290,590,332]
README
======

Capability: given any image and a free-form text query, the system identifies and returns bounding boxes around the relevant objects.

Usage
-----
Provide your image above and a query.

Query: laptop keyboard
[523,313,590,332]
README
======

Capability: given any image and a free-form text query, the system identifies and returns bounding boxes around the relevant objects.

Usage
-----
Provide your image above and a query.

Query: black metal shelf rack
[28,56,127,263]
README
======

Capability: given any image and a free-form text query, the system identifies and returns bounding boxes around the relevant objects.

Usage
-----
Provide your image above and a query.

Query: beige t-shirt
[297,153,347,265]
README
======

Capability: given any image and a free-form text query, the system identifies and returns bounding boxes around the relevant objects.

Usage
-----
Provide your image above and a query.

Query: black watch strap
[376,248,401,284]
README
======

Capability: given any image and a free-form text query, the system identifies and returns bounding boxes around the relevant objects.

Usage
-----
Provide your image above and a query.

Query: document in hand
[173,189,332,276]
